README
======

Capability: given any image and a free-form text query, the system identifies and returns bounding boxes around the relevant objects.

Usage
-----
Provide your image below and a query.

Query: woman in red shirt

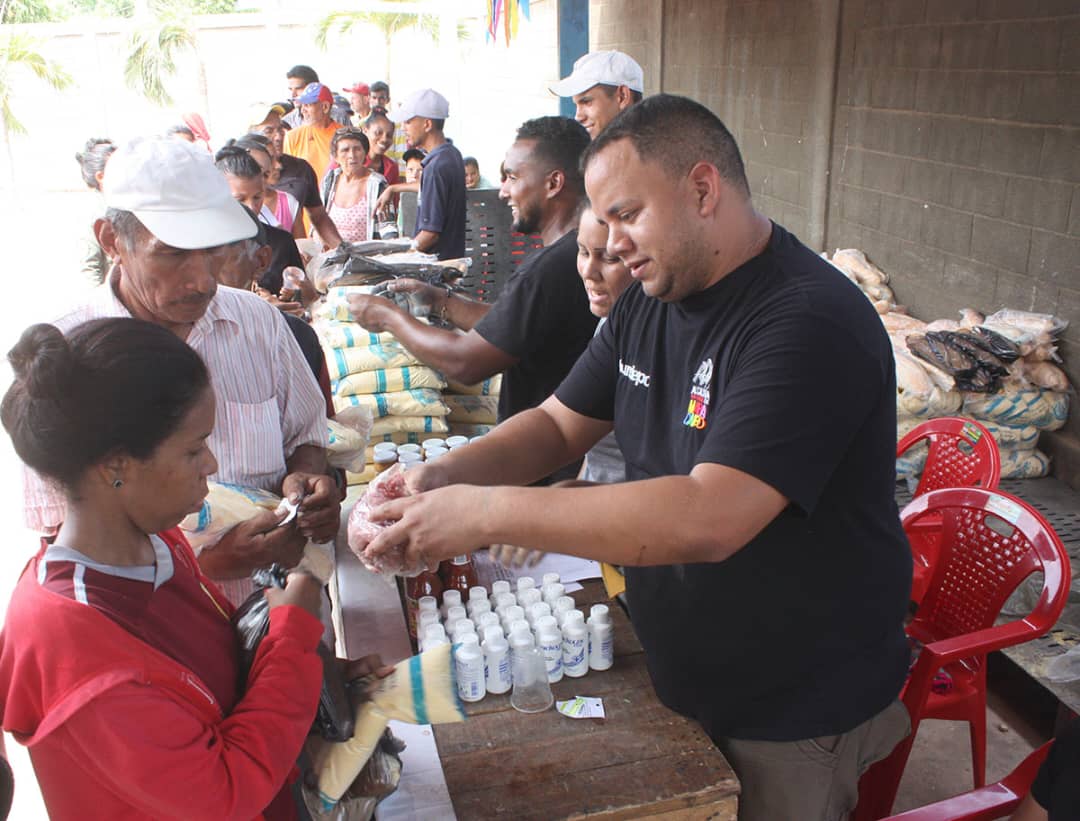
[0,318,324,820]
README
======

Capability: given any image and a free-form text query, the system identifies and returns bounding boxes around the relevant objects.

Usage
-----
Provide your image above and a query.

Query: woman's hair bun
[7,324,77,401]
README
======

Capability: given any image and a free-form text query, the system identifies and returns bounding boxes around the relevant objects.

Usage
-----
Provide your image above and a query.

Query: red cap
[343,81,370,95]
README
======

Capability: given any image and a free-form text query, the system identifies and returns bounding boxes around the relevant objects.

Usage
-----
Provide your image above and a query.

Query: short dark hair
[214,144,262,179]
[582,93,750,197]
[286,64,318,85]
[165,124,195,139]
[596,83,643,105]
[330,127,369,156]
[370,81,389,95]
[463,156,479,170]
[75,138,116,191]
[364,111,393,131]
[402,148,425,164]
[515,116,590,196]
[428,118,445,133]
[2,319,210,490]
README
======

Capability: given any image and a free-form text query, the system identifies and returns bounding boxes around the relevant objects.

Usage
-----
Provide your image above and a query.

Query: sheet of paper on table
[375,721,456,821]
[472,548,602,593]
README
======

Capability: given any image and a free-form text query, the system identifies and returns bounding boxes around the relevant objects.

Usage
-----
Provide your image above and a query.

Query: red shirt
[364,153,400,186]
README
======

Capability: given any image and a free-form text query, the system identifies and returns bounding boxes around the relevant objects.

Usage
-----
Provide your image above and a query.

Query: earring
[112,479,124,489]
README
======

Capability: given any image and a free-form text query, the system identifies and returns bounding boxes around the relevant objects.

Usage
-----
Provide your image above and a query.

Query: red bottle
[404,570,443,641]
[441,554,478,600]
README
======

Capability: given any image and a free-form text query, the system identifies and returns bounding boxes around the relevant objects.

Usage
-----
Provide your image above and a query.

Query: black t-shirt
[1032,719,1080,819]
[276,154,321,211]
[258,222,305,295]
[556,222,912,742]
[475,229,598,423]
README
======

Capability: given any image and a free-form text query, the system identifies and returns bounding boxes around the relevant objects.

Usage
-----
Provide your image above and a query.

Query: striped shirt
[23,273,329,573]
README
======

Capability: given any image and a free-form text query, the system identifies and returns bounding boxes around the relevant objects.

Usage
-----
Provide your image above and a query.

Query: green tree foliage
[0,30,71,135]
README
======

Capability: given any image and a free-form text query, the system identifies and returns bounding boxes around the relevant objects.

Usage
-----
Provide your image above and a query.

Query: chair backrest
[903,488,1070,651]
[897,418,1001,498]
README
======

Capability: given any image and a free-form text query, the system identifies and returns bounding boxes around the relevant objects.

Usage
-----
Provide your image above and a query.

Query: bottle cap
[516,577,536,593]
[553,596,575,614]
[535,615,559,634]
[442,589,462,608]
[509,620,532,638]
[529,602,552,621]
[564,610,585,627]
[397,451,423,466]
[542,582,565,602]
[446,435,469,448]
[397,443,422,455]
[446,605,467,624]
[469,599,492,616]
[495,592,517,610]
[418,596,438,612]
[450,619,476,637]
[518,588,542,608]
[373,452,398,467]
[421,438,446,450]
[458,632,480,648]
[589,604,611,624]
[477,612,501,630]
[469,586,488,602]
[491,580,512,597]
[542,572,560,586]
[424,623,447,642]
[502,605,525,626]
[372,442,398,455]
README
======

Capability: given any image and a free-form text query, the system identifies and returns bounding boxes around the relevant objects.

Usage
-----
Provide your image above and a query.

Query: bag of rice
[448,422,494,438]
[319,323,397,349]
[444,394,499,425]
[334,366,447,397]
[326,405,373,473]
[340,389,449,419]
[370,415,450,437]
[445,375,502,396]
[326,344,422,380]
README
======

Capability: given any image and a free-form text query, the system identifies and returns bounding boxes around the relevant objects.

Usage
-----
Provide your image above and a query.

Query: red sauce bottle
[404,570,443,641]
[441,554,478,599]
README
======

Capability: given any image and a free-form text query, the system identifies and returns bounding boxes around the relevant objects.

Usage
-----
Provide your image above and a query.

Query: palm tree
[0,29,72,185]
[316,2,443,82]
[123,15,197,106]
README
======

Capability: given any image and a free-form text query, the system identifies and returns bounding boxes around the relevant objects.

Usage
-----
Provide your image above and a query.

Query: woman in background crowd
[320,128,388,244]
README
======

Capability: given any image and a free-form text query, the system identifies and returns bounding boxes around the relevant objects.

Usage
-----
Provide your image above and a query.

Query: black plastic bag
[232,565,355,742]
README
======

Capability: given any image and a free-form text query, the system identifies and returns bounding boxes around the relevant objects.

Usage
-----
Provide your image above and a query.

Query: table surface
[432,581,740,820]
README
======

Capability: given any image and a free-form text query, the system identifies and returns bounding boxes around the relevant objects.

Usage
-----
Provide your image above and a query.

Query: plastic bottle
[553,596,576,627]
[500,605,525,634]
[422,438,446,450]
[397,451,423,468]
[518,588,542,610]
[506,619,531,641]
[455,634,485,702]
[562,618,589,678]
[448,618,476,643]
[535,616,564,683]
[541,572,561,587]
[397,443,422,456]
[440,589,462,620]
[468,586,489,606]
[442,554,478,599]
[477,612,502,636]
[404,571,443,640]
[468,598,492,620]
[587,605,614,671]
[483,631,512,694]
[494,592,518,611]
[417,610,440,639]
[527,601,552,630]
[423,623,449,652]
[446,435,469,449]
[516,577,536,595]
[491,580,512,599]
[541,582,565,606]
[445,604,468,636]
[508,624,535,677]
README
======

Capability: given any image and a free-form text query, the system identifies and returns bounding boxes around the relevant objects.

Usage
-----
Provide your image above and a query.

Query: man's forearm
[285,444,330,481]
[310,208,342,248]
[413,230,439,253]
[382,310,490,384]
[441,290,490,331]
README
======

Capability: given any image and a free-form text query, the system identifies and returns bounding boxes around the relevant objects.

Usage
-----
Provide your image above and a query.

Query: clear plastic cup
[510,642,554,713]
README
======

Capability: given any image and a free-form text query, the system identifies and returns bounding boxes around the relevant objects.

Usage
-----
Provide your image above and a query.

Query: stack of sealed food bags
[824,250,1070,482]
[443,376,502,439]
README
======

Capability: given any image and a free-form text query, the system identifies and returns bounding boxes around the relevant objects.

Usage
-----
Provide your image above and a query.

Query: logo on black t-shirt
[618,358,651,388]
[683,358,713,430]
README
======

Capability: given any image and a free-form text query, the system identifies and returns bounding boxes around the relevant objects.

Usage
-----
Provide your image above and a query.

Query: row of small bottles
[411,574,615,704]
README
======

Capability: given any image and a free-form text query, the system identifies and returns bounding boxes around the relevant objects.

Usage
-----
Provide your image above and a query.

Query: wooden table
[433,581,740,820]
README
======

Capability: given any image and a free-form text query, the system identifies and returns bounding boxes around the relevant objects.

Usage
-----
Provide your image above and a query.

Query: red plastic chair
[853,488,1070,820]
[881,741,1051,821]
[898,418,1001,604]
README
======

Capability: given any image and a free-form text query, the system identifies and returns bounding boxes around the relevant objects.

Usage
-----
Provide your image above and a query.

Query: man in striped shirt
[21,137,336,604]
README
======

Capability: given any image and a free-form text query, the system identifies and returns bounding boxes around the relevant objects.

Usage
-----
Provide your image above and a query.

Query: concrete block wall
[827,0,1080,443]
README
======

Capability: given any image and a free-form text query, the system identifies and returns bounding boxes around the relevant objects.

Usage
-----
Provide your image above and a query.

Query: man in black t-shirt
[354,96,912,820]
[347,116,596,481]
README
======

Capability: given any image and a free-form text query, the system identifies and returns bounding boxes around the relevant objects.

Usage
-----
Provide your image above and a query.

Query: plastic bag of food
[444,394,499,425]
[341,389,450,419]
[998,447,1051,479]
[232,565,354,742]
[984,309,1068,338]
[301,729,405,821]
[326,344,422,380]
[327,406,374,473]
[962,388,1069,430]
[346,465,414,574]
[831,248,889,285]
[333,366,447,397]
[305,644,466,813]
[319,323,397,349]
[446,375,502,396]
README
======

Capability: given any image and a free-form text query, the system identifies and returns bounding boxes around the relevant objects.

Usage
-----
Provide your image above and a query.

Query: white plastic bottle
[441,589,462,620]
[508,624,535,680]
[418,596,439,616]
[562,618,588,678]
[455,634,485,702]
[527,601,552,630]
[484,631,513,694]
[478,617,503,641]
[494,592,518,612]
[491,580,512,599]
[468,598,493,620]
[553,596,576,626]
[518,588,542,610]
[516,577,536,595]
[445,604,467,634]
[448,618,476,643]
[466,586,489,618]
[500,605,525,634]
[417,609,440,638]
[423,623,449,652]
[541,572,561,587]
[587,604,614,671]
[541,582,565,606]
[535,615,564,683]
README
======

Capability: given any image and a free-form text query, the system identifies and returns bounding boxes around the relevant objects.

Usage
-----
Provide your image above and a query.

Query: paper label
[556,696,605,719]
[985,495,1022,526]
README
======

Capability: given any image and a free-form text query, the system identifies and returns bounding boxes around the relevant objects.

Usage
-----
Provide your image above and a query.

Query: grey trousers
[717,699,911,821]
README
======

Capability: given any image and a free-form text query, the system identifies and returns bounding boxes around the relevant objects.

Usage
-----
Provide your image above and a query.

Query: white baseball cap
[387,88,450,124]
[102,136,256,250]
[550,51,644,97]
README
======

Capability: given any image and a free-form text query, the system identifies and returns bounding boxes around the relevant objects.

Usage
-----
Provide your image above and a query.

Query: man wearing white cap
[22,136,338,606]
[551,50,645,139]
[388,88,466,260]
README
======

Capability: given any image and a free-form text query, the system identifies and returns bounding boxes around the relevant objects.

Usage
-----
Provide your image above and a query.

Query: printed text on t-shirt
[618,359,651,388]
[683,358,713,430]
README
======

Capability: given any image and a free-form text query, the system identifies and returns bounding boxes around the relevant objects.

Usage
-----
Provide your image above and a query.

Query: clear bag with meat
[346,465,424,576]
